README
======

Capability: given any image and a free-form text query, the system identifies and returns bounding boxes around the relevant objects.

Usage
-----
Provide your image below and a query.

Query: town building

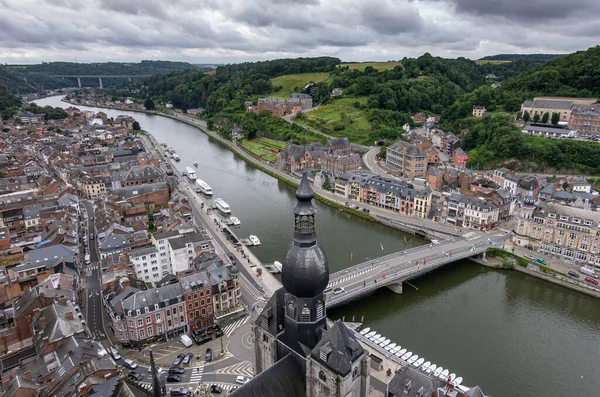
[521,124,578,139]
[437,193,500,230]
[79,174,106,199]
[179,270,214,333]
[520,96,597,123]
[514,198,600,267]
[472,106,486,117]
[288,93,313,109]
[568,104,600,135]
[277,142,325,172]
[453,148,470,168]
[386,141,428,179]
[128,246,162,285]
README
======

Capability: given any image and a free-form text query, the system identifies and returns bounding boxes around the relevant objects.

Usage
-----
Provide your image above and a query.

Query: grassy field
[270,72,330,99]
[475,60,512,65]
[340,62,402,71]
[298,96,372,143]
[239,137,285,162]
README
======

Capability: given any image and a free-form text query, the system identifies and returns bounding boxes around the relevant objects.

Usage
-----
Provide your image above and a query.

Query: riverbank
[470,255,600,299]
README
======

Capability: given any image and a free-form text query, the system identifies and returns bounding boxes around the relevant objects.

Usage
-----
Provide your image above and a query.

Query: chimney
[64,311,74,320]
[168,201,175,211]
[78,383,91,396]
[38,316,46,329]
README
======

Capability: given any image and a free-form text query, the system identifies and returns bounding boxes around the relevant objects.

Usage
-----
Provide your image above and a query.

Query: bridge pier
[77,77,82,88]
[387,282,403,294]
[98,77,103,89]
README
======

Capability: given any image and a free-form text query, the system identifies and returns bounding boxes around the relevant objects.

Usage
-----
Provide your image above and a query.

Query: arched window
[318,371,327,382]
[287,302,296,318]
[188,303,193,310]
[353,366,359,379]
[189,312,194,319]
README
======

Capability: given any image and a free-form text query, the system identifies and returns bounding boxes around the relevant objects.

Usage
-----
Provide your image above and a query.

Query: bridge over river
[52,74,152,88]
[325,232,510,308]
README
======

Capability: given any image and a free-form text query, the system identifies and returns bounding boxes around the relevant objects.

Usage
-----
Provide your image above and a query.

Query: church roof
[310,321,364,376]
[229,354,305,397]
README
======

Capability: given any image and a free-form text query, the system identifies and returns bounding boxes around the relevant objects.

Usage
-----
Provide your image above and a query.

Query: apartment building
[194,253,242,320]
[128,246,162,285]
[472,106,486,117]
[514,198,600,267]
[437,193,499,230]
[179,271,214,332]
[289,93,313,109]
[343,172,432,218]
[521,96,597,122]
[386,141,428,179]
[80,174,106,199]
[120,282,187,346]
[569,104,600,135]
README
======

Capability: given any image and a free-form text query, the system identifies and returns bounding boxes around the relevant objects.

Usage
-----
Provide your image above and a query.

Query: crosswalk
[206,383,238,393]
[222,316,250,337]
[189,364,204,383]
[329,268,372,287]
[213,361,254,377]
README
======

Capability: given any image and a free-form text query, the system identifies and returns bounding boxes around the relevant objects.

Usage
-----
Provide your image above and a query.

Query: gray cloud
[0,0,596,64]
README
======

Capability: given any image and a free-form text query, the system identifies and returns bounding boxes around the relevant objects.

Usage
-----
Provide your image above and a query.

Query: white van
[85,254,91,264]
[179,334,193,348]
[109,347,121,360]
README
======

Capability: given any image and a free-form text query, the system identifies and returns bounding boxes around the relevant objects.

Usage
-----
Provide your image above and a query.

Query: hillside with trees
[479,54,565,62]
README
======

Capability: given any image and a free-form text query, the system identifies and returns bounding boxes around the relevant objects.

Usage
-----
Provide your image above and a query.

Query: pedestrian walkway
[223,316,250,337]
[329,268,375,287]
[190,364,205,383]
[211,361,254,377]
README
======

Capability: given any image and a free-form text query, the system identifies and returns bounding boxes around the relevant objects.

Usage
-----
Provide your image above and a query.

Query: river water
[36,96,600,397]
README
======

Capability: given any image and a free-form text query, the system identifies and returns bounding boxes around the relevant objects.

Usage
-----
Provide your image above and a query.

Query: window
[139,330,145,338]
[158,325,163,333]
[301,307,310,322]
[173,307,177,315]
[189,312,194,319]
[353,366,359,379]
[147,327,153,336]
[156,313,161,321]
[188,304,193,310]
[137,319,143,327]
[144,307,149,314]
[146,316,151,324]
[319,371,327,382]
[166,309,170,316]
[128,320,133,327]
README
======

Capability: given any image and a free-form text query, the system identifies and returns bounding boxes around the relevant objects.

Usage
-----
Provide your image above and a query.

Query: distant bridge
[325,232,510,308]
[51,75,152,88]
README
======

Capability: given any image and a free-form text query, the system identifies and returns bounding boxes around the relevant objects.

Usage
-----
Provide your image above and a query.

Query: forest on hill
[479,53,565,62]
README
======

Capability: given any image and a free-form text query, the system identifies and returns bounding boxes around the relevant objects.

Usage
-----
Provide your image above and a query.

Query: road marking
[211,361,254,377]
[189,364,205,382]
[223,316,250,337]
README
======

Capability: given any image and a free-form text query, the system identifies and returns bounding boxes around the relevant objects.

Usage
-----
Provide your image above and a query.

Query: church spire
[281,172,329,299]
[150,350,164,397]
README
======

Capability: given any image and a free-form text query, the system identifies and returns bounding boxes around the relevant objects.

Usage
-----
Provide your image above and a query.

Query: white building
[151,228,214,279]
[129,246,161,285]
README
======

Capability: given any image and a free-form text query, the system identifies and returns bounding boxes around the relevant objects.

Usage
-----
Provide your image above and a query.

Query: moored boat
[173,153,180,161]
[385,343,396,351]
[213,198,231,214]
[412,357,424,368]
[407,355,418,365]
[420,361,431,371]
[401,351,412,360]
[229,216,241,226]
[195,179,213,196]
[426,364,437,375]
[433,367,443,377]
[248,235,261,246]
[193,161,198,167]
[439,369,449,380]
[454,377,463,386]
[273,261,283,272]
[359,328,371,336]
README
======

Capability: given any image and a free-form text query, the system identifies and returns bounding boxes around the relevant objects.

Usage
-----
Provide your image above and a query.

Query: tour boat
[359,328,371,336]
[433,367,443,378]
[454,377,463,386]
[366,331,376,338]
[213,198,231,215]
[426,364,437,375]
[195,179,213,196]
[248,235,261,246]
[273,261,283,272]
[407,355,418,365]
[172,153,180,161]
[379,339,391,347]
[193,161,198,167]
[185,166,196,181]
[439,369,449,380]
[385,343,396,351]
[420,361,431,371]
[401,351,412,360]
[229,216,241,226]
[413,358,425,368]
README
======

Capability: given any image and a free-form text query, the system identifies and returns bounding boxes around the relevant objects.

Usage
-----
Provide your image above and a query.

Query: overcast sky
[1,0,598,64]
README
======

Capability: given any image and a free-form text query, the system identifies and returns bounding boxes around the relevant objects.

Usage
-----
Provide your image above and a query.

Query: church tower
[279,171,329,355]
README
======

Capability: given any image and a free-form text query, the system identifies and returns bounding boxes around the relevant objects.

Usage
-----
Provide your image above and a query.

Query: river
[36,96,600,397]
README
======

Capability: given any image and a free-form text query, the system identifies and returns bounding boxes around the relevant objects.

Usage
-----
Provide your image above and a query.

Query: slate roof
[31,303,85,353]
[310,321,364,376]
[179,271,211,292]
[111,182,168,200]
[88,377,120,397]
[526,99,575,110]
[229,354,305,397]
[121,282,184,313]
[20,244,76,270]
[168,232,207,251]
[0,375,43,397]
[99,234,131,253]
[388,366,445,397]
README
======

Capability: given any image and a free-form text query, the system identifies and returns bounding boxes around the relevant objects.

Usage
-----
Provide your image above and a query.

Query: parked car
[168,367,186,375]
[236,375,250,385]
[585,276,599,285]
[182,353,193,365]
[148,366,164,374]
[169,387,188,396]
[568,271,580,278]
[535,258,547,265]
[210,385,223,394]
[123,359,137,370]
[205,348,213,362]
[166,375,182,383]
[108,347,121,360]
[127,372,144,381]
[172,354,185,367]
[524,254,535,261]
[333,287,345,295]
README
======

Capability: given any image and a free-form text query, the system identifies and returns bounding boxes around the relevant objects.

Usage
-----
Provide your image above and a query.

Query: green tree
[523,110,530,123]
[541,112,549,123]
[144,98,155,110]
[323,179,331,190]
[132,121,141,130]
[533,113,540,123]
[551,112,560,125]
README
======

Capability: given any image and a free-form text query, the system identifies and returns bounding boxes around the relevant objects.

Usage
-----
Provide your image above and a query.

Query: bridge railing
[329,237,459,282]
[326,246,488,307]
